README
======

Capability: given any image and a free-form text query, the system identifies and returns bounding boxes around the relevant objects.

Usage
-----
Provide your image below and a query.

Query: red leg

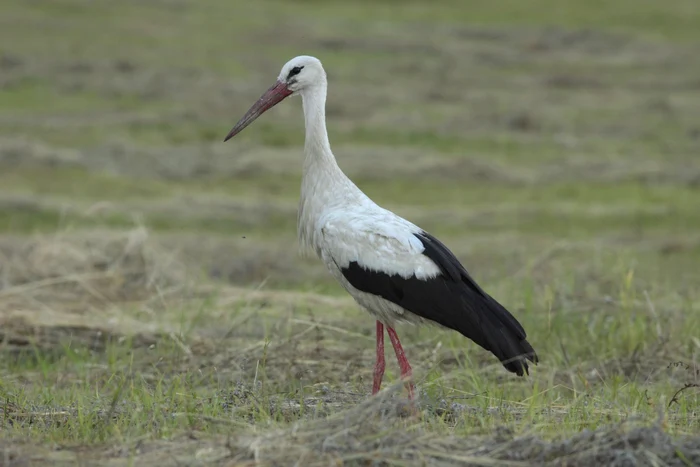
[387,326,414,399]
[372,321,385,395]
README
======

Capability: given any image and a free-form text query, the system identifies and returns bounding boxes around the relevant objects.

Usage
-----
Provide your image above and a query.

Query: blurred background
[0,0,699,294]
[1,1,700,461]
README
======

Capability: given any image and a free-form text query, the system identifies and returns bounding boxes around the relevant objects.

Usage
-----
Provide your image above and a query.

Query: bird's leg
[386,326,415,399]
[372,321,386,395]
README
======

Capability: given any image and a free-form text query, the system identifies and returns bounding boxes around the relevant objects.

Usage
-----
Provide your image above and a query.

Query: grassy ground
[1,0,700,465]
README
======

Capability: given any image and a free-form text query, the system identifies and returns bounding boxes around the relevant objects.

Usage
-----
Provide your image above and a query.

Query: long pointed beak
[224,81,293,142]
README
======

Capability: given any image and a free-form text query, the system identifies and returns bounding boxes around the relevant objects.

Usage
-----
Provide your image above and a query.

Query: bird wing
[319,209,538,376]
[319,209,440,280]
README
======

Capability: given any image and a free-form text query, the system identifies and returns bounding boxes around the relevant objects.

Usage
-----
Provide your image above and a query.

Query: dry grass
[0,229,698,465]
[236,391,700,467]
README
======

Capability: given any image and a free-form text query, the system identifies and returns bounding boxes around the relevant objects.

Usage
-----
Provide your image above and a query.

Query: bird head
[224,55,326,142]
[278,55,326,94]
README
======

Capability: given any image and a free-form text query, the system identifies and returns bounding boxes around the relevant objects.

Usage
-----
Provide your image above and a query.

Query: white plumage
[224,55,538,399]
[320,212,442,327]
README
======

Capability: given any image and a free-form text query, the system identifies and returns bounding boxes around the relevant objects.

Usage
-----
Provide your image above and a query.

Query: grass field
[1,0,700,465]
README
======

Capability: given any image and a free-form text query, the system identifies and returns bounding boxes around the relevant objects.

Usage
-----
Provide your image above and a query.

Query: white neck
[300,83,337,171]
[297,82,362,256]
[299,81,358,190]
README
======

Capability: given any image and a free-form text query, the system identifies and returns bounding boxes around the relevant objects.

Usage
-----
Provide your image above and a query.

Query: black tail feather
[416,231,539,375]
[453,291,538,376]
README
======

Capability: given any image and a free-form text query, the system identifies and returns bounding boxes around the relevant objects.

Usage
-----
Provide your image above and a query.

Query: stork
[224,56,538,399]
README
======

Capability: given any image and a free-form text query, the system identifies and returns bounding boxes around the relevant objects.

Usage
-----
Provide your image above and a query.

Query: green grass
[0,0,699,465]
[0,81,148,115]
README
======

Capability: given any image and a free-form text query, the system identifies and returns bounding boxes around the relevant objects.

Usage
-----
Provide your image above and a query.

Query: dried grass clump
[0,228,192,358]
[236,384,700,466]
[0,227,188,307]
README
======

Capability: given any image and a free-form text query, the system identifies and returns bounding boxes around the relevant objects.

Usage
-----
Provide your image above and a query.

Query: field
[1,0,700,465]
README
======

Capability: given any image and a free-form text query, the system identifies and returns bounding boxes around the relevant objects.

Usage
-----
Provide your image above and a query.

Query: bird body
[225,55,538,397]
[294,61,441,326]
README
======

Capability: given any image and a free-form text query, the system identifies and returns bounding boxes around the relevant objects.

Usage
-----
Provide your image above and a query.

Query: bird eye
[287,66,304,79]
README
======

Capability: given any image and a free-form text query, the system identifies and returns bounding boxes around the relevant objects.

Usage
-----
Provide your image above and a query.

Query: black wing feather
[340,231,538,376]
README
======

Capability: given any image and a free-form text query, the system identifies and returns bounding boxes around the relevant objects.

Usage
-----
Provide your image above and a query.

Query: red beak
[224,81,293,142]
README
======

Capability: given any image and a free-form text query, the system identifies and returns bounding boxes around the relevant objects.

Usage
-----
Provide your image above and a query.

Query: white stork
[224,56,538,399]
